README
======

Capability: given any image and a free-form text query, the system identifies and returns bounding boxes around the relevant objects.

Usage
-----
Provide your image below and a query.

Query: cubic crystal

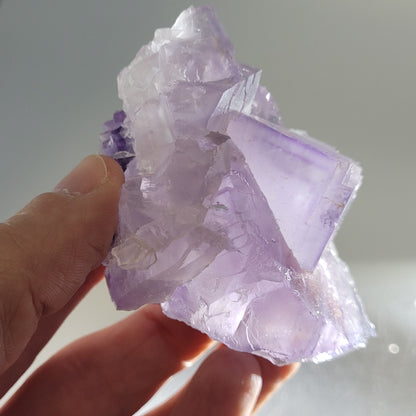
[102,5,375,365]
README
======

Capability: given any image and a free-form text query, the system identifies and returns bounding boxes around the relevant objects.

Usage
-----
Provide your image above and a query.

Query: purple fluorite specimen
[102,5,375,365]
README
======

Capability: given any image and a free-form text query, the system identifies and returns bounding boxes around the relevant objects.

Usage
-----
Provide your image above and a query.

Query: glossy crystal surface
[102,5,375,365]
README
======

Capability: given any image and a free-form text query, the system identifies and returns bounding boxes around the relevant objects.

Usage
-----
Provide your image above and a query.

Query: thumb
[0,155,124,372]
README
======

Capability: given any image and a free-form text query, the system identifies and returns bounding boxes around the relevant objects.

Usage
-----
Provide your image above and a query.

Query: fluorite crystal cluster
[101,5,375,365]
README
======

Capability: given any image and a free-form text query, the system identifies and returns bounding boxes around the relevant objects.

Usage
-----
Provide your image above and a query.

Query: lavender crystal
[102,5,375,365]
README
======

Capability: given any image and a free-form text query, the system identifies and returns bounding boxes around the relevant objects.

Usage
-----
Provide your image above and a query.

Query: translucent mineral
[101,5,375,365]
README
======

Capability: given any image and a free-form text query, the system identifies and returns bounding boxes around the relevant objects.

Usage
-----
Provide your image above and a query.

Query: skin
[0,155,298,415]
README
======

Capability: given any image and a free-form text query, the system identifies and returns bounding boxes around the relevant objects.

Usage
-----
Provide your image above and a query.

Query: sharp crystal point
[102,5,375,365]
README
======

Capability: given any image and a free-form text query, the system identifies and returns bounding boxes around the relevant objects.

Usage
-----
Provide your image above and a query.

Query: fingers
[1,301,298,416]
[1,302,298,416]
[145,347,299,416]
[0,266,104,398]
[0,155,124,373]
[154,347,263,416]
[174,347,263,416]
[0,305,214,416]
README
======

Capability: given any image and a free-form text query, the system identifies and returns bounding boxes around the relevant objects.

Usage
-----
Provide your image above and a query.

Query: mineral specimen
[101,5,375,365]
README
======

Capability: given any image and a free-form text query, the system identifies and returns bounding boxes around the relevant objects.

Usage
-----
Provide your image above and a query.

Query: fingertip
[98,155,125,188]
[256,356,300,384]
[252,358,300,412]
[170,346,263,416]
[54,155,124,196]
[206,346,264,397]
[282,361,301,380]
[138,304,215,363]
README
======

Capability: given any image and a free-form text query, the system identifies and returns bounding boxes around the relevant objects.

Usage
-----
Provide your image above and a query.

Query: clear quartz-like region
[102,5,375,365]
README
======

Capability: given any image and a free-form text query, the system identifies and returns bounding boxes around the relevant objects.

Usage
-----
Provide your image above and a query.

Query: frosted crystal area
[102,5,375,365]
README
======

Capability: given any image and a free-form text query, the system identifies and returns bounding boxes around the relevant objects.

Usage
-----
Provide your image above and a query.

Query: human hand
[0,155,298,415]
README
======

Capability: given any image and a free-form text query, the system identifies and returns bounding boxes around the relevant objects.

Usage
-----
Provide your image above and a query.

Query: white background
[1,1,415,415]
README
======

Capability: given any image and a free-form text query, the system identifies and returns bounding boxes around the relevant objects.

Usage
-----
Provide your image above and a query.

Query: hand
[0,155,298,415]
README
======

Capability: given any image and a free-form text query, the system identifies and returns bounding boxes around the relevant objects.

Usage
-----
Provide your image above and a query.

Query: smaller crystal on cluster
[100,111,135,171]
[101,5,375,365]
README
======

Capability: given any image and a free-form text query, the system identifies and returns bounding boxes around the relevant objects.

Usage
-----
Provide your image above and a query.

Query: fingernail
[54,155,108,194]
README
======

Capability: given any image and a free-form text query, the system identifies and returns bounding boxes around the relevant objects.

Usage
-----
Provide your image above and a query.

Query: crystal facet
[102,5,375,365]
